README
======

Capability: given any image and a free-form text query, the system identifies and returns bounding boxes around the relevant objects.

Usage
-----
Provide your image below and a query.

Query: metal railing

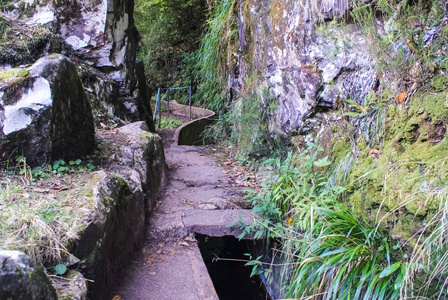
[154,86,192,129]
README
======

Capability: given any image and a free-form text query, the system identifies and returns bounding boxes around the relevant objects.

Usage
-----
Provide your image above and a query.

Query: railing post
[155,88,161,122]
[158,89,162,129]
[167,89,170,117]
[189,86,192,121]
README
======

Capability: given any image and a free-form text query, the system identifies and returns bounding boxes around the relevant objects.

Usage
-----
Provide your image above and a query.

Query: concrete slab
[109,241,218,300]
[183,209,254,238]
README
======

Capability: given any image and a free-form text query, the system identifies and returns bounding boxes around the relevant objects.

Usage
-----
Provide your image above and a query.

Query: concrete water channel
[108,103,271,299]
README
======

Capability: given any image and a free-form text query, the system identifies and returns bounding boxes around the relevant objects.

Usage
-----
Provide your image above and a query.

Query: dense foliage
[134,0,207,98]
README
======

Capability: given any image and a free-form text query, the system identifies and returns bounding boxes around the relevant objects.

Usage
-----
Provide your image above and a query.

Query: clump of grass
[201,110,232,144]
[0,178,97,265]
[286,207,405,299]
[197,0,236,112]
[155,116,183,129]
[199,0,236,85]
[404,187,448,299]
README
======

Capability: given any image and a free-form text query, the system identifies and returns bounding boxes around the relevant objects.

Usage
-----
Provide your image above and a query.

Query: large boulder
[0,250,57,300]
[0,54,95,166]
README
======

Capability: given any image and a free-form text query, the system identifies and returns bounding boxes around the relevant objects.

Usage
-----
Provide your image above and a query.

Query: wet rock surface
[0,250,57,300]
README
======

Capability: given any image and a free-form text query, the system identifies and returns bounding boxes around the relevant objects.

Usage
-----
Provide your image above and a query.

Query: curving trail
[108,129,252,300]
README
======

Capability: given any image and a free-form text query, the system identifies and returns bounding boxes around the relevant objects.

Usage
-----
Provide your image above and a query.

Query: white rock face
[30,4,55,25]
[3,77,52,135]
[5,0,137,85]
[58,0,108,51]
[0,54,95,166]
[231,0,376,133]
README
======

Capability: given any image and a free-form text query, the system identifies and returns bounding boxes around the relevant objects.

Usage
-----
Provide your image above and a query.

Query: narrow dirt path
[108,129,252,300]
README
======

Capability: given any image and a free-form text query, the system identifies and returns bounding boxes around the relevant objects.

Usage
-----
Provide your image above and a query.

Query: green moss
[0,68,28,83]
[156,116,183,129]
[348,190,364,213]
[17,70,29,77]
[409,91,448,124]
[430,74,448,91]
[138,131,157,141]
[345,92,448,216]
[388,106,395,118]
[443,24,448,37]
[391,214,416,241]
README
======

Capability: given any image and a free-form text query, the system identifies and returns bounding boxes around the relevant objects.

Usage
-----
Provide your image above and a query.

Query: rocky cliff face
[0,0,154,144]
[0,0,156,165]
[230,0,376,134]
[225,0,448,262]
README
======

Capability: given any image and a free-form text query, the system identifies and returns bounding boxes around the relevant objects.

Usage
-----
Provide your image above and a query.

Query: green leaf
[379,262,401,278]
[314,157,330,167]
[343,112,362,117]
[55,264,67,275]
[75,159,82,165]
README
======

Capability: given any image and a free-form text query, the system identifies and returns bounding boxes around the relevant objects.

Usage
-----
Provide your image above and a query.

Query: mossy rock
[409,90,448,124]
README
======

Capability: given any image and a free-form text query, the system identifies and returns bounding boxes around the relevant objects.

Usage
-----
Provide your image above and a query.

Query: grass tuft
[0,177,97,265]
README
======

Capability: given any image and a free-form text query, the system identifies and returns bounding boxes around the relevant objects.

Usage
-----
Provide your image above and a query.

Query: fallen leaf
[186,201,195,205]
[368,149,381,157]
[169,249,177,256]
[179,242,190,247]
[359,105,365,112]
[185,237,196,242]
[156,249,162,254]
[158,243,163,248]
[287,218,293,224]
[21,193,30,198]
[395,92,407,104]
[112,296,121,300]
[33,188,48,193]
[244,182,255,188]
[142,248,147,254]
